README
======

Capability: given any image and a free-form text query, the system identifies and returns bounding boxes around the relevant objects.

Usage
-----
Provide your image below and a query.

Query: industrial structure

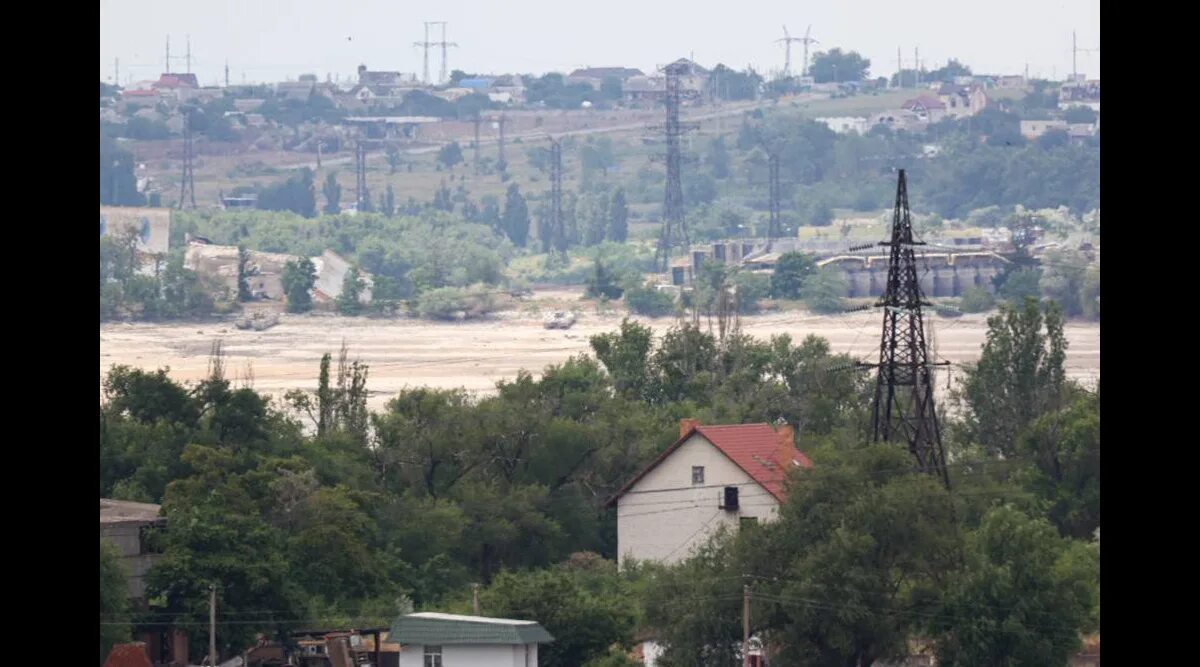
[865,170,950,486]
[655,61,697,272]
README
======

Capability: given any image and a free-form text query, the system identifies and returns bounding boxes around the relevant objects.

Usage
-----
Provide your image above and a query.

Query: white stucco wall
[398,643,538,667]
[616,434,781,567]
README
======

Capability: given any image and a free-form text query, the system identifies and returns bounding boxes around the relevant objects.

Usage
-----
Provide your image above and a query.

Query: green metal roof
[389,613,554,646]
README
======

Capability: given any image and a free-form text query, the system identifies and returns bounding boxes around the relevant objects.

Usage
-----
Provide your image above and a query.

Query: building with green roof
[389,612,553,667]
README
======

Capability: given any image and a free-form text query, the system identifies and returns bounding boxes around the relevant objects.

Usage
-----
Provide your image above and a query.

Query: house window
[692,466,705,485]
[424,645,443,667]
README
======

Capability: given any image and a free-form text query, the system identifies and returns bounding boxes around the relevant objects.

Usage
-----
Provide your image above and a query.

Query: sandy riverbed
[100,293,1099,411]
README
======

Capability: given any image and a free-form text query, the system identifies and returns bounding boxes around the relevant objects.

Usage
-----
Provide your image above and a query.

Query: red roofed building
[902,94,947,122]
[608,419,812,566]
[154,73,199,89]
[103,642,153,667]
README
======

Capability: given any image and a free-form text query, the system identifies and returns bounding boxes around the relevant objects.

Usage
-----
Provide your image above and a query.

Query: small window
[692,466,705,485]
[424,645,443,667]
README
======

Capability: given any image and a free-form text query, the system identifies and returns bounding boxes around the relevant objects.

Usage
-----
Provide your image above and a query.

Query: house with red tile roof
[608,419,812,567]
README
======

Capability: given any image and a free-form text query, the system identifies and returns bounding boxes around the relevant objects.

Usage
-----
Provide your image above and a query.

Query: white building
[815,116,869,134]
[390,612,554,667]
[609,420,812,567]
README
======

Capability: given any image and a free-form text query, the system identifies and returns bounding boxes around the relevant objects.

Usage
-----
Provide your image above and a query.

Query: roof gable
[608,423,812,506]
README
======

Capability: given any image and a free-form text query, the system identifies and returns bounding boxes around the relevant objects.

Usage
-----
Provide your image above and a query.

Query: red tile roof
[103,643,152,667]
[608,422,812,506]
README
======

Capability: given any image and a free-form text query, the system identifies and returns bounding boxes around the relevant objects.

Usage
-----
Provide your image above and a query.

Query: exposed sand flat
[100,294,1099,412]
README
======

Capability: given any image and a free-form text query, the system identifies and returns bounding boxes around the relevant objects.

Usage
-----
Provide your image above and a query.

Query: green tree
[438,141,464,170]
[927,58,972,83]
[624,285,675,317]
[799,269,846,313]
[100,137,146,206]
[708,136,731,179]
[957,298,1067,457]
[237,246,252,301]
[959,285,995,313]
[1014,388,1100,539]
[384,185,396,217]
[770,252,818,298]
[282,257,317,313]
[585,260,624,300]
[589,319,656,401]
[809,48,871,82]
[100,539,132,663]
[322,172,342,214]
[997,267,1043,303]
[336,268,366,315]
[931,507,1099,666]
[502,183,530,247]
[481,563,636,667]
[259,168,317,218]
[580,138,617,179]
[608,188,629,242]
[386,145,402,173]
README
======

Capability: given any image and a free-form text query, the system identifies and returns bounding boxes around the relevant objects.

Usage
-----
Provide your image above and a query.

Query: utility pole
[186,35,192,74]
[114,57,120,85]
[415,22,431,85]
[914,47,920,87]
[208,584,217,667]
[166,34,171,74]
[862,169,950,487]
[472,583,481,615]
[437,22,457,85]
[896,47,902,88]
[742,582,751,667]
[768,152,781,242]
[224,60,230,88]
[497,114,507,170]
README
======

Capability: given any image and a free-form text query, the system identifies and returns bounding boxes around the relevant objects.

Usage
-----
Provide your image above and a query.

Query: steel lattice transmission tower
[868,169,950,487]
[656,61,693,272]
[548,136,566,254]
[178,107,197,209]
[767,152,781,241]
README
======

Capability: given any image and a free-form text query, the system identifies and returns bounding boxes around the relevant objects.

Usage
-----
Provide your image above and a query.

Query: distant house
[100,499,165,601]
[1059,80,1100,111]
[873,108,927,132]
[389,612,554,667]
[457,77,495,91]
[567,66,645,90]
[357,65,417,88]
[1020,119,1069,139]
[623,75,666,103]
[935,84,987,118]
[609,420,812,566]
[153,72,199,90]
[998,74,1027,89]
[901,95,947,122]
[815,116,868,134]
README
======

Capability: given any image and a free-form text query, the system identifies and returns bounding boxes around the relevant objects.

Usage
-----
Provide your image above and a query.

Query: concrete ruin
[184,244,371,305]
[815,252,1010,298]
[100,206,171,255]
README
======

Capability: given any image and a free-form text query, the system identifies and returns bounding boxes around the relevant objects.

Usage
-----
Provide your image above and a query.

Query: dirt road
[100,295,1100,412]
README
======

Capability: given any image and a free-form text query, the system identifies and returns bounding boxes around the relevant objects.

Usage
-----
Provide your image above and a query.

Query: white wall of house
[398,643,538,667]
[616,434,780,567]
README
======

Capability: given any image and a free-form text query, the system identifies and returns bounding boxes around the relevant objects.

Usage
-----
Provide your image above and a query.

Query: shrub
[624,286,675,317]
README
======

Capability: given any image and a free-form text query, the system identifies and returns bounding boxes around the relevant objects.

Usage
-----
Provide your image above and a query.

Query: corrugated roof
[607,423,812,506]
[100,498,161,524]
[389,613,554,646]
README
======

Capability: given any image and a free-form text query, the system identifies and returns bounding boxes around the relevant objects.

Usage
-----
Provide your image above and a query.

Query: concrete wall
[616,434,780,567]
[398,644,537,667]
[100,207,170,255]
[100,521,160,600]
[819,254,1008,298]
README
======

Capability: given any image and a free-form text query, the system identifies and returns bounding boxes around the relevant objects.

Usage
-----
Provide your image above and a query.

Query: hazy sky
[100,0,1099,86]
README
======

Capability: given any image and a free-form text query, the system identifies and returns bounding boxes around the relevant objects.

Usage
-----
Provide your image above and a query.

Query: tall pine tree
[502,183,530,247]
[609,188,629,242]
